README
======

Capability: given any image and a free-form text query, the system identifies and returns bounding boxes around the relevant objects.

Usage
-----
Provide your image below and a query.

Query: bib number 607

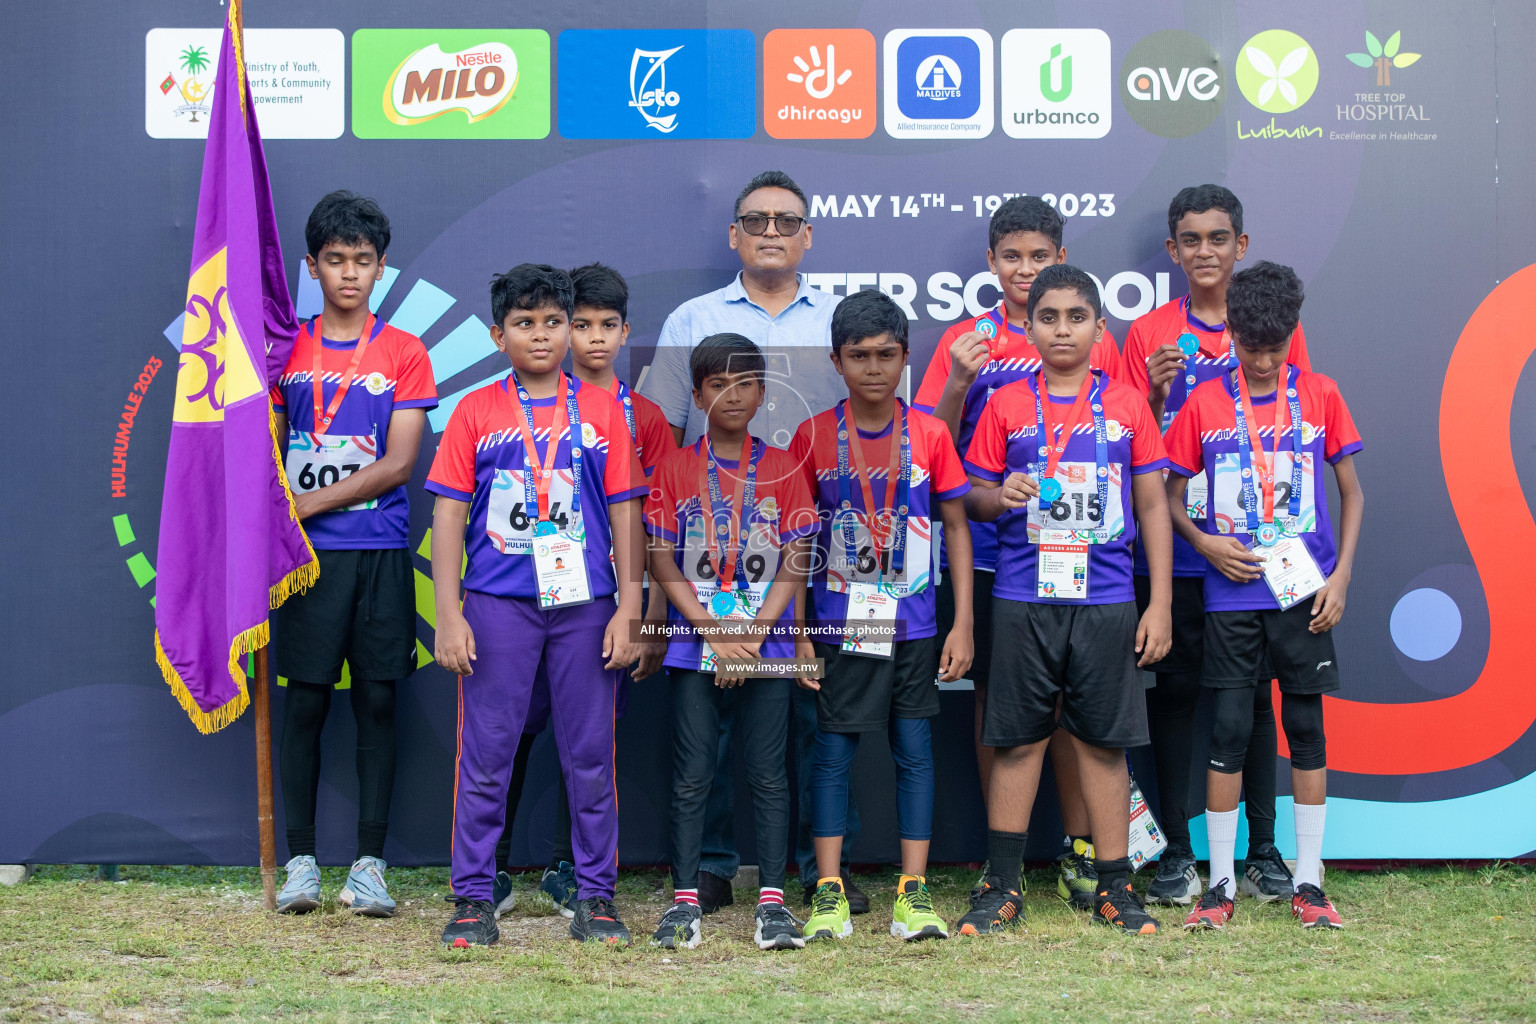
[297,462,361,491]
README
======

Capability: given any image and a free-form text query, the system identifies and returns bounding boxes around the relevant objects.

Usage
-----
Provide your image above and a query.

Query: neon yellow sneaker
[803,878,852,941]
[891,876,948,941]
[1056,838,1098,911]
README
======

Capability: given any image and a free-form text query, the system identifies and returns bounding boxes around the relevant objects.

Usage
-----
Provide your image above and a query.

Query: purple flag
[154,2,316,734]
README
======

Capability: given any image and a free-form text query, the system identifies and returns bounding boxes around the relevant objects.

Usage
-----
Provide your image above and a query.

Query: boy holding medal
[270,191,437,917]
[1122,185,1314,906]
[1163,263,1362,931]
[960,265,1173,937]
[427,264,647,947]
[488,263,675,920]
[644,333,818,951]
[789,289,973,943]
[912,197,1122,907]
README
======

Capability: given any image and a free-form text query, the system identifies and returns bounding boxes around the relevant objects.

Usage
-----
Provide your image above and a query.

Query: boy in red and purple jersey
[270,191,436,918]
[1163,262,1362,932]
[958,264,1173,938]
[789,290,973,944]
[1121,186,1313,907]
[911,197,1121,900]
[644,333,818,952]
[427,264,646,948]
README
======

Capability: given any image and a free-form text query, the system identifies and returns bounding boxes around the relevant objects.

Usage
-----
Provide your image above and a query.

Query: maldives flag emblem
[161,73,177,95]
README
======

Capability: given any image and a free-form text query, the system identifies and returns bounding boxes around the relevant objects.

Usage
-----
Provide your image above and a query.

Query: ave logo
[1119,30,1226,138]
[1001,29,1112,139]
[763,29,876,139]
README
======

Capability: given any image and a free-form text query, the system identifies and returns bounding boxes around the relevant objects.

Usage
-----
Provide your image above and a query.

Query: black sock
[1093,856,1132,891]
[286,825,316,859]
[357,819,388,861]
[986,830,1028,890]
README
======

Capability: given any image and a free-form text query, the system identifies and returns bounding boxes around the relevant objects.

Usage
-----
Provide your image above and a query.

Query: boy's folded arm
[294,408,428,517]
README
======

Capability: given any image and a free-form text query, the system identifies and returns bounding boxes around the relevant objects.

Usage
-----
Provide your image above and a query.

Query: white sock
[1205,808,1239,895]
[1293,802,1327,889]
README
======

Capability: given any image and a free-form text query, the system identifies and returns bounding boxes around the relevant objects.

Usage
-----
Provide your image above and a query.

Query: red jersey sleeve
[1320,377,1363,462]
[963,395,1009,479]
[1121,315,1154,396]
[788,420,820,494]
[602,398,648,503]
[1126,392,1169,471]
[393,334,439,409]
[1092,328,1124,382]
[912,324,964,413]
[924,419,970,500]
[425,394,479,501]
[1288,322,1313,373]
[635,393,677,475]
[776,453,821,543]
[644,452,682,540]
[1162,394,1206,477]
[270,383,286,409]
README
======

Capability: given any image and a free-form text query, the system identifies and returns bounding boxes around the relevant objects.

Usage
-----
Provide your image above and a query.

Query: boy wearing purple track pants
[426,264,646,947]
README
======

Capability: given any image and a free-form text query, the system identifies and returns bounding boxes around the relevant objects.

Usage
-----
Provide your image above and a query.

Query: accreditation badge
[697,586,759,672]
[533,531,593,609]
[1037,530,1089,601]
[842,582,897,660]
[1255,534,1326,610]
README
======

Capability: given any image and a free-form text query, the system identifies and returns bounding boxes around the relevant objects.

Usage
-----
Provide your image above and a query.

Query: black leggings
[280,678,397,860]
[495,732,575,873]
[1146,672,1277,854]
[1210,688,1326,774]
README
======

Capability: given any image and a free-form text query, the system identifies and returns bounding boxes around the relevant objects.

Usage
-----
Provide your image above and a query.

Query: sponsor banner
[1001,28,1112,139]
[883,29,994,139]
[763,29,877,140]
[1119,29,1225,138]
[557,29,756,139]
[145,28,344,139]
[351,29,550,139]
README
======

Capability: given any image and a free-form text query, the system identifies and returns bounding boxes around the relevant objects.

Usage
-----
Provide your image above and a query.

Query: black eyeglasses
[736,213,806,236]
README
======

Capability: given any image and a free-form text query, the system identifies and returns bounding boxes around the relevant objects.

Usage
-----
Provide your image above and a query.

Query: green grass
[2,863,1534,1022]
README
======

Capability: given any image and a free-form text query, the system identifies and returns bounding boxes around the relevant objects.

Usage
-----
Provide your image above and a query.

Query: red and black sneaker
[1291,883,1344,929]
[440,897,499,947]
[955,880,1025,935]
[571,895,632,945]
[1093,882,1160,935]
[1183,878,1236,930]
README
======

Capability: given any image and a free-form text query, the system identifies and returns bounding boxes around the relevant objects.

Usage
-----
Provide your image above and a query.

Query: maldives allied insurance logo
[883,29,994,139]
[351,29,550,139]
[1119,30,1225,138]
[763,29,876,139]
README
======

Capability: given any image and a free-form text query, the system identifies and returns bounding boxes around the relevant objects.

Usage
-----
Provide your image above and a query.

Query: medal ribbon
[611,379,636,442]
[506,371,583,525]
[698,436,759,595]
[309,314,376,433]
[1230,363,1304,535]
[1032,370,1111,538]
[835,401,912,579]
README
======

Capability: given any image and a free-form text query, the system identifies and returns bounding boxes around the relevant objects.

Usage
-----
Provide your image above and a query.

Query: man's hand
[434,611,476,676]
[938,626,974,683]
[1135,605,1172,667]
[1309,572,1350,633]
[794,638,821,691]
[1199,535,1266,583]
[603,609,641,671]
[999,472,1040,510]
[947,330,992,387]
[1145,344,1187,403]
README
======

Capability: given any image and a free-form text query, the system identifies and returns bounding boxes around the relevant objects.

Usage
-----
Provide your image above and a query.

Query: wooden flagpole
[253,644,277,910]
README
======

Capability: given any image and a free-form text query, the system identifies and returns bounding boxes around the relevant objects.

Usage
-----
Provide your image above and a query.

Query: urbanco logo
[1235,29,1318,113]
[1119,29,1225,138]
[763,29,876,139]
[883,29,993,139]
[1001,29,1111,139]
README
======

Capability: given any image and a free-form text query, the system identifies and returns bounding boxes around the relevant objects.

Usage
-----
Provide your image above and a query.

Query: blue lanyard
[1032,370,1110,539]
[509,370,583,525]
[614,380,635,441]
[1230,364,1303,535]
[834,400,912,577]
[1164,297,1233,426]
[703,436,760,590]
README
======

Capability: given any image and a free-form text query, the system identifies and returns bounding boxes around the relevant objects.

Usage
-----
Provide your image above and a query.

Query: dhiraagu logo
[1235,30,1318,113]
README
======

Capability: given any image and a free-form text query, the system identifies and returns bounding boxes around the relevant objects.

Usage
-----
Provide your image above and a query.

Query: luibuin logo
[629,46,683,133]
[1040,44,1071,102]
[1345,31,1421,86]
[385,42,518,125]
[1235,30,1318,113]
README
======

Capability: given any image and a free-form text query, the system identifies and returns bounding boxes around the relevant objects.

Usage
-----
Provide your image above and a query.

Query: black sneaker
[753,901,806,950]
[1093,881,1160,935]
[1147,850,1201,906]
[651,901,703,949]
[1242,843,1295,903]
[441,897,499,947]
[570,896,631,945]
[698,871,734,914]
[955,880,1025,935]
[492,871,517,919]
[842,874,870,915]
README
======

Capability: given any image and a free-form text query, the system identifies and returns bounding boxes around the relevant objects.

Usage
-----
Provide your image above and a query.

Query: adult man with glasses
[640,169,867,917]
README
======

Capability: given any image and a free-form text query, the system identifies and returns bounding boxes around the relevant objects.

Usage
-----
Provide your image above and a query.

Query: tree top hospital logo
[351,29,549,139]
[763,29,875,139]
[1235,29,1319,114]
[1001,28,1111,139]
[884,29,993,139]
[558,30,756,140]
[1345,30,1422,87]
[1119,29,1225,138]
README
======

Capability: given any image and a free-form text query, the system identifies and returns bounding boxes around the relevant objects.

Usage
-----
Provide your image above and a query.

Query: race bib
[1026,461,1125,544]
[1210,452,1317,537]
[696,586,759,672]
[285,430,378,511]
[486,468,579,555]
[842,582,897,659]
[825,510,934,597]
[681,506,780,597]
[1184,473,1209,521]
[1037,531,1089,600]
[1256,535,1326,610]
[532,529,592,609]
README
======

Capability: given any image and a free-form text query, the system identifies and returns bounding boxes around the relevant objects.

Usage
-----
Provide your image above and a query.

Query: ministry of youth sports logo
[629,45,682,133]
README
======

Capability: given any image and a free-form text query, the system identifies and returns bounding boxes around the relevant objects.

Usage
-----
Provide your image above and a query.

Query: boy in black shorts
[789,290,974,943]
[1164,263,1362,930]
[959,264,1173,936]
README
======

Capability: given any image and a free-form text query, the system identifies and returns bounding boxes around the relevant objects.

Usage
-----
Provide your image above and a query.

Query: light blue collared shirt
[639,272,843,448]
